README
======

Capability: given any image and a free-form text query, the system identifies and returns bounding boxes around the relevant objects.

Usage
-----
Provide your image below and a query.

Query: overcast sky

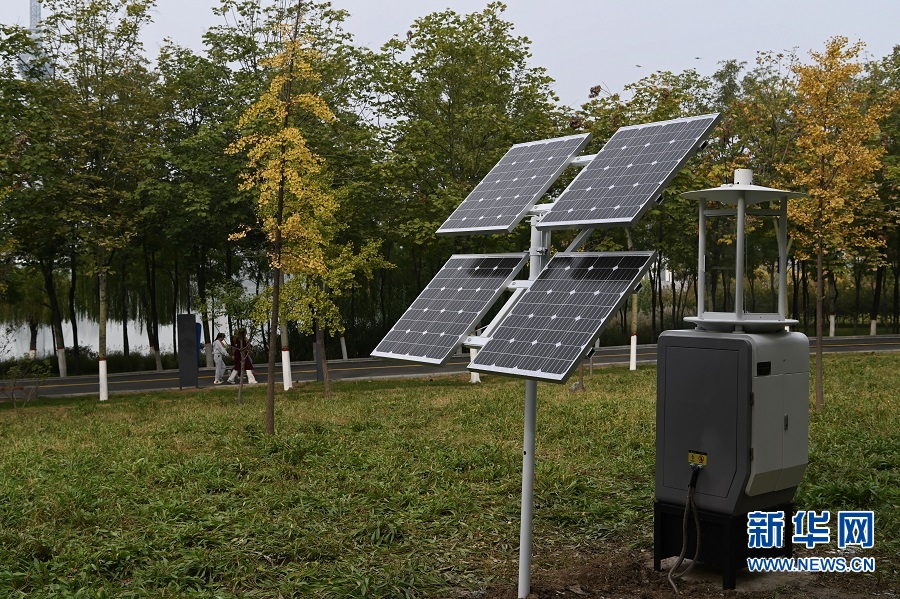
[2,0,898,108]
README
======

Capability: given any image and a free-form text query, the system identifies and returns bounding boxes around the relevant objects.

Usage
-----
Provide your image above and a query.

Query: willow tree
[228,7,337,435]
[783,37,892,410]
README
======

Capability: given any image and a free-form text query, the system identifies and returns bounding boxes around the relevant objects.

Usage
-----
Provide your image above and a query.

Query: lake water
[2,316,230,359]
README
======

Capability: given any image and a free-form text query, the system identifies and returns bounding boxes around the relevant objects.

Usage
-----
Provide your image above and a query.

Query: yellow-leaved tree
[782,37,892,410]
[228,7,389,434]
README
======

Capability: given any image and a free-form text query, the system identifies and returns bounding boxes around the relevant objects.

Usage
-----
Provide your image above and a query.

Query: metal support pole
[697,201,706,318]
[518,379,537,598]
[778,198,788,320]
[735,193,746,330]
[518,215,548,599]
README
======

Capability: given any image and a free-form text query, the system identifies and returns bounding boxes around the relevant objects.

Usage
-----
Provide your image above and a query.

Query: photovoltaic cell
[469,252,657,382]
[371,253,527,364]
[436,133,592,235]
[538,114,721,230]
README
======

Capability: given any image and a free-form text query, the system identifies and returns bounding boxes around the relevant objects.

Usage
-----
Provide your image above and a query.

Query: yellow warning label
[688,451,708,466]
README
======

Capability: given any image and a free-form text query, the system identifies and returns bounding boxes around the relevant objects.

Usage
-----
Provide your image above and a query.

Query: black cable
[667,464,703,594]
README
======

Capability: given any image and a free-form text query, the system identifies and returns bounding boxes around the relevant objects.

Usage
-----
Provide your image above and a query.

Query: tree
[866,46,900,334]
[228,5,339,434]
[372,2,560,315]
[0,23,78,377]
[40,0,160,398]
[156,43,253,366]
[783,37,892,410]
[571,69,717,336]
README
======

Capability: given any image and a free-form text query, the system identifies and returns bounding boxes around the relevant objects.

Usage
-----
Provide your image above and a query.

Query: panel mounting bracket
[568,153,598,167]
[463,335,490,348]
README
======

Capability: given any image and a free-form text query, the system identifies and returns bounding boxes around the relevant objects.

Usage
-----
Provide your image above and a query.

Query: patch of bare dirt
[475,549,896,599]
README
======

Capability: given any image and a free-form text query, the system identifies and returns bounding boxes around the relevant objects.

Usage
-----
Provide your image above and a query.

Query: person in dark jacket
[227,328,258,384]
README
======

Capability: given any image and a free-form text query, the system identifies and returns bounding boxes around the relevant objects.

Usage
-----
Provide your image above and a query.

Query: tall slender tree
[783,37,892,410]
[41,0,159,398]
[228,4,337,434]
[0,23,76,376]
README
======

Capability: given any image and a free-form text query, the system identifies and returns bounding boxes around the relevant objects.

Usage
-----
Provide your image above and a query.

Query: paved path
[18,334,900,398]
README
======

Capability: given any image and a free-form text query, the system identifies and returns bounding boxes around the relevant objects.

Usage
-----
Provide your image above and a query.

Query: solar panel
[469,252,657,382]
[538,114,720,230]
[371,253,527,364]
[436,133,592,236]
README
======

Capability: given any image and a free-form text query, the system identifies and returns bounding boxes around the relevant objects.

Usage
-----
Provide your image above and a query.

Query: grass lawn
[1,353,898,597]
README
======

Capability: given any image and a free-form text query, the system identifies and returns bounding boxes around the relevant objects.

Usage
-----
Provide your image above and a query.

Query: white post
[56,347,67,378]
[630,334,637,371]
[281,349,292,390]
[99,358,108,401]
[829,314,836,337]
[339,334,349,361]
[469,347,481,383]
[281,314,292,390]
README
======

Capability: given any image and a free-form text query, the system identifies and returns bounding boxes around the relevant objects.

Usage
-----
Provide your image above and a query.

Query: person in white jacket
[212,332,229,384]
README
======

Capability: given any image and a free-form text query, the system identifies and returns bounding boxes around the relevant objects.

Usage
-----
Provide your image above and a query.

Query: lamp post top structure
[682,169,805,205]
[681,169,805,333]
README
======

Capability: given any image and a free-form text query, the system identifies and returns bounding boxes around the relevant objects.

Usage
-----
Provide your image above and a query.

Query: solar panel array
[436,133,591,236]
[371,253,527,364]
[469,252,657,382]
[538,114,721,230]
[373,113,719,382]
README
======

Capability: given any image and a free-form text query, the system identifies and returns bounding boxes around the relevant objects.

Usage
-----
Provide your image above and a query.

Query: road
[18,334,900,398]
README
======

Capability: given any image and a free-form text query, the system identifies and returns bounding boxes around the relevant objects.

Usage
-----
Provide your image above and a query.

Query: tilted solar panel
[469,252,657,382]
[371,253,527,364]
[436,133,592,236]
[538,114,720,230]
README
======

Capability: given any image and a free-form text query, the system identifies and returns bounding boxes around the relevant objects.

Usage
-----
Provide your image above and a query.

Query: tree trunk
[172,259,179,356]
[39,258,67,377]
[671,277,678,330]
[649,266,658,339]
[316,319,331,398]
[791,258,800,323]
[815,209,824,411]
[869,265,884,336]
[827,271,837,337]
[722,269,731,313]
[226,245,234,337]
[99,271,109,401]
[28,318,38,359]
[747,267,756,312]
[121,256,130,357]
[280,287,292,391]
[802,260,810,334]
[143,244,162,370]
[657,262,664,333]
[267,262,281,435]
[894,270,900,335]
[892,260,899,334]
[413,251,423,291]
[68,252,80,375]
[769,260,777,313]
[852,260,862,335]
[197,250,214,367]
